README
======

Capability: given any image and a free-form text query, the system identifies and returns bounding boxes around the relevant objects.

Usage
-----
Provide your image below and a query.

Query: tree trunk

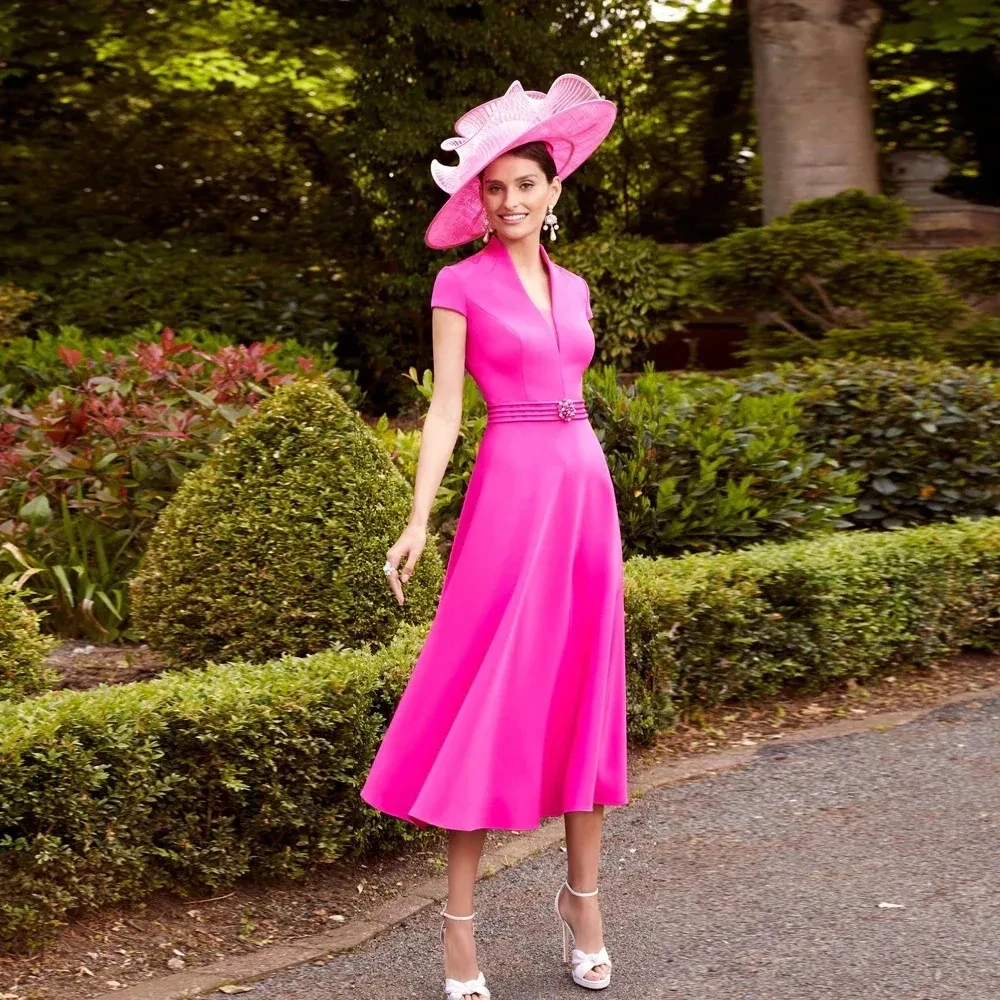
[749,0,882,220]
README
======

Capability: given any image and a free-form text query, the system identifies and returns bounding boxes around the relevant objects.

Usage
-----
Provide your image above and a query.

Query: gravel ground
[213,694,1000,1000]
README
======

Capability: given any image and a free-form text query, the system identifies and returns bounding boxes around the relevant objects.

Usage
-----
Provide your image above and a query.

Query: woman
[360,74,626,999]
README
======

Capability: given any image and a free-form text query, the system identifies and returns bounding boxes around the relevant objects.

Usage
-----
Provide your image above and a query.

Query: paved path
[235,695,1000,1000]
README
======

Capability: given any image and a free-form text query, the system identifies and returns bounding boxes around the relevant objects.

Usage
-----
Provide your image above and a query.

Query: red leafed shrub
[0,328,311,639]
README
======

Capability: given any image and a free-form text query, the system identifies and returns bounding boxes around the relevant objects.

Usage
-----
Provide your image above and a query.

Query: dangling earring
[482,211,494,245]
[543,205,560,242]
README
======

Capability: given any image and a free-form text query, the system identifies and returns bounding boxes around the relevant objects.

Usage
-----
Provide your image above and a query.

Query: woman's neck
[498,234,544,274]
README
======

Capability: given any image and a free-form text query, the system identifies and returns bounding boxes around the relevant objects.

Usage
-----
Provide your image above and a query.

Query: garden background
[2,0,1000,989]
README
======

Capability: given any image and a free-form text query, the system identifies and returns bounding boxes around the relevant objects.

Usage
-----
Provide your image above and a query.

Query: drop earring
[482,212,494,245]
[543,205,560,242]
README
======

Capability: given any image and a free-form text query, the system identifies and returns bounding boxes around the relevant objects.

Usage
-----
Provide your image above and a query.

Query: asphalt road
[235,695,1000,1000]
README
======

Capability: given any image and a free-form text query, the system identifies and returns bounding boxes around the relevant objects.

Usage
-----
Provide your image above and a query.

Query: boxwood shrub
[3,519,998,950]
[0,586,55,702]
[131,378,444,665]
[0,624,435,953]
[624,517,1000,717]
[736,359,1000,529]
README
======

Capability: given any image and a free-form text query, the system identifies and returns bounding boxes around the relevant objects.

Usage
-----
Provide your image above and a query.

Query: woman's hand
[384,521,427,605]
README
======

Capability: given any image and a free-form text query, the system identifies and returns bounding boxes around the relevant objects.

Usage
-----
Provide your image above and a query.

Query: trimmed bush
[624,517,1000,718]
[693,190,971,365]
[818,321,944,361]
[131,378,444,665]
[0,586,55,701]
[736,359,1000,529]
[3,518,998,949]
[944,316,1000,366]
[0,623,435,953]
[935,245,1000,305]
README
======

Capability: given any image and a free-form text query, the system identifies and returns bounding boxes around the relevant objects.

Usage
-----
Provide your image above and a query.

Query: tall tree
[749,0,883,221]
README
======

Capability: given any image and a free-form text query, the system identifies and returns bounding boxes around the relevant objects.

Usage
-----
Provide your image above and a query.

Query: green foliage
[943,316,1000,365]
[0,623,435,953]
[625,517,1000,715]
[0,3,353,269]
[736,359,1000,529]
[884,0,1000,53]
[0,586,55,702]
[819,322,944,361]
[605,0,758,243]
[586,366,860,556]
[382,365,860,561]
[0,285,38,343]
[131,379,444,665]
[0,323,358,407]
[694,219,857,312]
[935,246,1000,303]
[785,188,910,244]
[695,190,971,365]
[552,234,705,369]
[26,241,349,347]
[865,291,969,331]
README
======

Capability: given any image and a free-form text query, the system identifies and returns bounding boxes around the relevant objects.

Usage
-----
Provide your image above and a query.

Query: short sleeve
[584,281,594,321]
[431,265,466,317]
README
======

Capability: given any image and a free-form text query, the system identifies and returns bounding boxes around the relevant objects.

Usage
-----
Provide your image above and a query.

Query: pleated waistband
[485,397,589,424]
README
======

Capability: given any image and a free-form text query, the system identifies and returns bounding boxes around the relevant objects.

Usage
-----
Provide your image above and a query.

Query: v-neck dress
[360,237,628,831]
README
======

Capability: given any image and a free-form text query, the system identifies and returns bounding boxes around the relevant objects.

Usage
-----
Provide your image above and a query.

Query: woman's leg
[442,828,488,988]
[561,806,610,982]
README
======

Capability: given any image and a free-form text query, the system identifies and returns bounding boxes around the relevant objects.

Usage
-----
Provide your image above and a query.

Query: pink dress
[360,237,628,831]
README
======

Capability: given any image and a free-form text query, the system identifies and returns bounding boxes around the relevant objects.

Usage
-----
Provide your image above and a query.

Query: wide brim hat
[424,74,617,251]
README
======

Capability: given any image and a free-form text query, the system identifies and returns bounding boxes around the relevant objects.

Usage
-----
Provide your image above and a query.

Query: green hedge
[131,378,443,665]
[3,518,998,950]
[736,359,1000,529]
[0,587,55,702]
[625,517,1000,717]
[0,624,435,953]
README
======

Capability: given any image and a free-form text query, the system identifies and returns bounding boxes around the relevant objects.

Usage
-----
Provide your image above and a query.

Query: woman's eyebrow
[484,173,541,184]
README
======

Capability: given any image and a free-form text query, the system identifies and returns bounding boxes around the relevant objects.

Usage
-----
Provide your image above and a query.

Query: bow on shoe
[570,946,612,979]
[444,970,491,1000]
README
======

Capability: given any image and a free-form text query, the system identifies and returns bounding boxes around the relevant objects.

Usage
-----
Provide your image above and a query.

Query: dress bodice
[430,237,595,403]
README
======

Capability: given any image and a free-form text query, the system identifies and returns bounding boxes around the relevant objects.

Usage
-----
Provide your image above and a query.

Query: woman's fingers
[385,547,405,604]
[386,531,424,602]
[400,543,423,584]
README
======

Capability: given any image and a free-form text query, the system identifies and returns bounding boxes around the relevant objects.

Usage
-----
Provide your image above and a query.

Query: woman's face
[480,153,561,244]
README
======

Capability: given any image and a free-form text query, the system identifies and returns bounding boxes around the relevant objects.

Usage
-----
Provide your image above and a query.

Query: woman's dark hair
[479,141,558,182]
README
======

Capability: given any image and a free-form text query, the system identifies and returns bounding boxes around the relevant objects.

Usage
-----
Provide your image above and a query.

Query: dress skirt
[360,409,629,833]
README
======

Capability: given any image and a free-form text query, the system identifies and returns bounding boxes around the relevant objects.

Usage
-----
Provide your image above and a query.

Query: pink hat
[424,74,617,250]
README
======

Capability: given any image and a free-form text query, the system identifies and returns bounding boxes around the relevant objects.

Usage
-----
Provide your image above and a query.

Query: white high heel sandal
[554,881,613,990]
[440,907,491,1000]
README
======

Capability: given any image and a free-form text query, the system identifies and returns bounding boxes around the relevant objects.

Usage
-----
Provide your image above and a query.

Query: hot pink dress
[360,236,628,831]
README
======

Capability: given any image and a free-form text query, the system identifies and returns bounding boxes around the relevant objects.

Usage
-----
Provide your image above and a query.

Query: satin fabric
[360,237,628,831]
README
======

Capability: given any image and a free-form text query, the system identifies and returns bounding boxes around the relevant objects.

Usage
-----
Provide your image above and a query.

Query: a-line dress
[360,236,628,832]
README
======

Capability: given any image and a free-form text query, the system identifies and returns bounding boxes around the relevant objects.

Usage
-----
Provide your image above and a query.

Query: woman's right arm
[384,305,467,604]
